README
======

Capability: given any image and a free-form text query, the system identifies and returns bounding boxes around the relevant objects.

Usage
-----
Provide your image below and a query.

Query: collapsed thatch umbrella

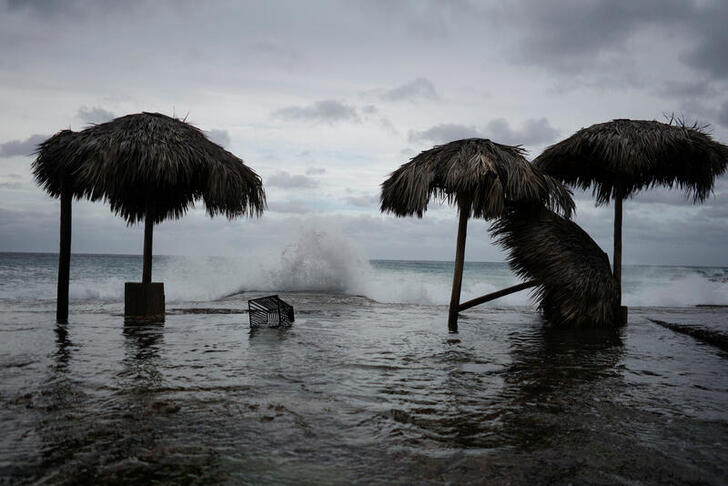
[33,112,266,323]
[534,119,728,309]
[492,204,620,327]
[381,138,574,332]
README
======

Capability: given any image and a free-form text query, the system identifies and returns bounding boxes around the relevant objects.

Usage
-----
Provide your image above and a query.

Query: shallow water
[2,290,727,485]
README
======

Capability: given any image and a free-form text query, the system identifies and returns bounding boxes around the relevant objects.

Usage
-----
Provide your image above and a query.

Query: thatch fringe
[491,204,621,328]
[381,138,574,219]
[32,112,266,224]
[534,119,728,204]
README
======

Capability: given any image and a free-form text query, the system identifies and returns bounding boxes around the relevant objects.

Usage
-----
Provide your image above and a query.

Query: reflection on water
[1,296,727,484]
[53,324,73,373]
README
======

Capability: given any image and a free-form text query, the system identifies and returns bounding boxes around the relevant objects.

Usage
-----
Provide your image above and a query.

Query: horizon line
[0,250,725,269]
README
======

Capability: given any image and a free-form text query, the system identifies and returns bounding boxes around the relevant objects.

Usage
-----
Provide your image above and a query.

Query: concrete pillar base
[124,282,165,323]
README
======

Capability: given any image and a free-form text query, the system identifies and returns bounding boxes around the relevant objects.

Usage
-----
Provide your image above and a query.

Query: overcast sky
[1,0,727,265]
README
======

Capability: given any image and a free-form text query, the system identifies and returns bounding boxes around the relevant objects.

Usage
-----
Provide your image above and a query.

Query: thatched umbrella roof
[33,129,82,197]
[33,112,266,223]
[534,119,728,204]
[491,204,620,328]
[381,138,574,219]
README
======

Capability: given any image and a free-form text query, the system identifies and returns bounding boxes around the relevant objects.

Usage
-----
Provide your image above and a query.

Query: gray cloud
[408,123,481,144]
[273,100,359,124]
[248,40,301,69]
[408,118,559,146]
[380,77,438,102]
[266,171,319,189]
[207,129,231,148]
[306,167,326,175]
[485,118,559,146]
[345,194,379,208]
[0,134,46,158]
[0,182,22,189]
[268,200,314,214]
[77,105,115,124]
[660,80,717,100]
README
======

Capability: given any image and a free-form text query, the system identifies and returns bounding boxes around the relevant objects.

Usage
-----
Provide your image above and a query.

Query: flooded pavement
[1,294,727,485]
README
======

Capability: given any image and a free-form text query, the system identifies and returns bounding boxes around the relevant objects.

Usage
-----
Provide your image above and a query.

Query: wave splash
[2,227,726,308]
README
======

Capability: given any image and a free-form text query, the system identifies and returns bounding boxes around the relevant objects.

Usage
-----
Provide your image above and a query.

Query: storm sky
[1,0,727,265]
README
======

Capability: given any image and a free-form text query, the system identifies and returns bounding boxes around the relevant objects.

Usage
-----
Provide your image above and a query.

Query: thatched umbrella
[491,204,620,327]
[33,112,266,323]
[534,119,728,309]
[380,138,574,332]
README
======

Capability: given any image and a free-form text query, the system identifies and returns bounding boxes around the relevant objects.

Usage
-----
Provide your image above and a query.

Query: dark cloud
[266,171,319,189]
[380,77,438,102]
[718,101,728,128]
[345,194,379,208]
[485,118,559,146]
[77,105,115,124]
[0,134,46,158]
[682,3,728,79]
[306,167,326,175]
[207,129,230,148]
[511,0,690,70]
[506,0,728,83]
[273,100,359,124]
[408,123,480,144]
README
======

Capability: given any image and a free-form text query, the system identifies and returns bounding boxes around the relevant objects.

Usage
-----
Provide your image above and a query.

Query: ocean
[1,236,727,484]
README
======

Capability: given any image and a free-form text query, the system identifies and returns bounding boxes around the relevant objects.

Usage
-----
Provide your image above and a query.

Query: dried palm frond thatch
[33,112,266,224]
[534,119,728,205]
[492,204,621,328]
[381,138,574,218]
[33,129,81,197]
[534,118,728,309]
[380,138,575,332]
[32,112,266,322]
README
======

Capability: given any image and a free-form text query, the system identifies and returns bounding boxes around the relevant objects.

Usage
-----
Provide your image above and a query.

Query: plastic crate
[248,295,295,328]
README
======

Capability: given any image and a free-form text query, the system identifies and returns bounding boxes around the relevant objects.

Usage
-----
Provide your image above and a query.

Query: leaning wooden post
[142,213,154,283]
[56,182,72,324]
[613,182,623,308]
[448,200,471,333]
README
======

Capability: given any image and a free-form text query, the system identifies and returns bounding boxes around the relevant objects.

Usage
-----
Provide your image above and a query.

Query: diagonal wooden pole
[448,200,471,333]
[458,281,538,312]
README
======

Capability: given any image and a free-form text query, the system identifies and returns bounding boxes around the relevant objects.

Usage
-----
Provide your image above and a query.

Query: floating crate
[248,295,295,328]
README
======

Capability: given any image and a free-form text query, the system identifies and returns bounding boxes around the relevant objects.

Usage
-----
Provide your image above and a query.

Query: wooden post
[142,214,153,284]
[613,183,623,308]
[56,186,72,324]
[448,201,470,333]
